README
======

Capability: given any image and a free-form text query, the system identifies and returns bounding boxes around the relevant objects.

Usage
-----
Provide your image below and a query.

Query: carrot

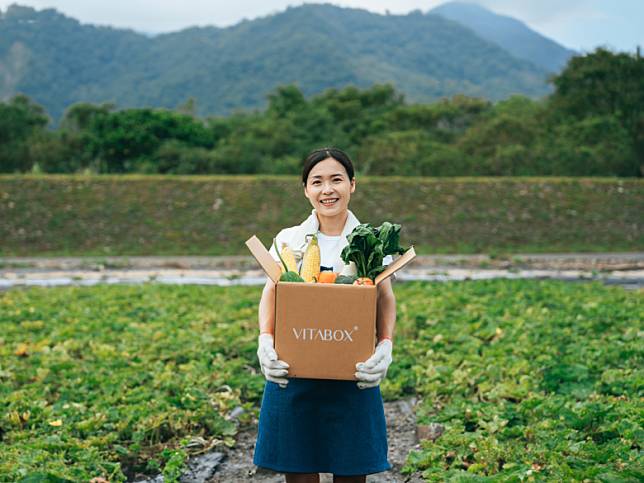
[353,277,374,286]
[318,272,337,283]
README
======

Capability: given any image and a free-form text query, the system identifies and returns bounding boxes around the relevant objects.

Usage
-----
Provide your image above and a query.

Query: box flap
[375,246,416,285]
[245,235,281,283]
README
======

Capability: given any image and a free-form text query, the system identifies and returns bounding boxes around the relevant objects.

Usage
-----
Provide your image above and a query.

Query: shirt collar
[308,208,361,240]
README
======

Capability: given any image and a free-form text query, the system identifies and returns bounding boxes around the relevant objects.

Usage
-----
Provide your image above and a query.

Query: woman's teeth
[320,199,338,206]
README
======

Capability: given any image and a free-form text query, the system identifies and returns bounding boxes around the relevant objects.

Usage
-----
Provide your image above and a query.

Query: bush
[536,116,638,176]
[144,141,213,174]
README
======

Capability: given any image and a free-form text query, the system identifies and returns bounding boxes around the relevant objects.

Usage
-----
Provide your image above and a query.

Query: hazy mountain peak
[430,1,576,72]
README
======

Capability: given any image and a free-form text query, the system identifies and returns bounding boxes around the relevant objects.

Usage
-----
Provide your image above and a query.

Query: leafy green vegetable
[395,279,643,482]
[334,275,358,284]
[280,271,305,282]
[18,473,74,483]
[341,222,407,280]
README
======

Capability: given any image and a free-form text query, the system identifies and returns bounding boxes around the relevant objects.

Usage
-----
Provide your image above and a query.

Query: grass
[0,280,641,481]
[1,175,642,257]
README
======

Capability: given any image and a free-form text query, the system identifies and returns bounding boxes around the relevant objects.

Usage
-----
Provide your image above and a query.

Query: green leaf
[341,222,407,278]
[19,474,75,483]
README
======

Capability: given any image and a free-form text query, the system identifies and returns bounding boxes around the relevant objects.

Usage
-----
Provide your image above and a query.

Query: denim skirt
[253,377,391,476]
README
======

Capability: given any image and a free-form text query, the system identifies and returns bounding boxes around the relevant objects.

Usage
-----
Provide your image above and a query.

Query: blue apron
[253,377,391,476]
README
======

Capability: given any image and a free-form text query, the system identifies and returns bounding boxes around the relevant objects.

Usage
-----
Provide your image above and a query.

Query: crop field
[0,280,641,482]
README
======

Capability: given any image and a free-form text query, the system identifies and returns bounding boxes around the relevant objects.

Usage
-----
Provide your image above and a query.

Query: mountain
[430,2,576,72]
[0,3,552,120]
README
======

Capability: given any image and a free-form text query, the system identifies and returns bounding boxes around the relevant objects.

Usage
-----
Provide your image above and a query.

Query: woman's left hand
[355,339,393,389]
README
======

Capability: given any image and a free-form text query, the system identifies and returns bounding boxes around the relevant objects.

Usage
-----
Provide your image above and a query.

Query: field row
[0,280,641,481]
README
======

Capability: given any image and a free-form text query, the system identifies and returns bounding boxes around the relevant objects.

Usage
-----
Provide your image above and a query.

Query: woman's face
[304,158,355,216]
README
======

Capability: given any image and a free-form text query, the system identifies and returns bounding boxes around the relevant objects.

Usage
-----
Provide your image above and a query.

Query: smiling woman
[253,147,397,483]
[302,148,356,235]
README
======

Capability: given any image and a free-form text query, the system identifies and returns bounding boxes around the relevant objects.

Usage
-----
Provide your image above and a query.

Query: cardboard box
[246,235,416,381]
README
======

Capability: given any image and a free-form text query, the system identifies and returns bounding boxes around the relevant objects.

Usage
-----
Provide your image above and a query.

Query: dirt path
[1,252,643,271]
[2,266,642,292]
[208,397,423,483]
[2,253,643,291]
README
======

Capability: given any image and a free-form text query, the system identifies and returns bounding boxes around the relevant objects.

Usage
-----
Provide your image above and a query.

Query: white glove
[355,339,393,389]
[257,333,289,388]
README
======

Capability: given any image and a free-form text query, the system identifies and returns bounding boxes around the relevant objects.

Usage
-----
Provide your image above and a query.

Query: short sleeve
[268,235,280,263]
[382,254,397,282]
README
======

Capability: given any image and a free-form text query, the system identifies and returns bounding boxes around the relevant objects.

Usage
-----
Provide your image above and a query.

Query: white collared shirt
[269,209,392,274]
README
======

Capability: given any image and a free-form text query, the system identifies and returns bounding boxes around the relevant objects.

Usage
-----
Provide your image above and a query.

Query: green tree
[28,131,82,173]
[383,95,491,143]
[549,47,644,170]
[536,115,638,176]
[145,140,212,174]
[357,130,468,176]
[86,109,214,173]
[0,95,49,172]
[267,85,307,118]
[61,102,115,132]
[458,96,544,175]
[312,84,404,149]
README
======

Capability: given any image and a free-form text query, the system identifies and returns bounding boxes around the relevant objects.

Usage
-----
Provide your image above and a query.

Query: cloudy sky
[1,0,642,52]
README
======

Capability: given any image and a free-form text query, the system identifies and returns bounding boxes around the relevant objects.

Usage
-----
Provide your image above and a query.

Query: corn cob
[273,238,304,282]
[299,233,320,282]
[280,242,298,274]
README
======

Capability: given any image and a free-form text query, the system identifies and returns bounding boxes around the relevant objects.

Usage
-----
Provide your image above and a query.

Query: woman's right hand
[257,333,290,388]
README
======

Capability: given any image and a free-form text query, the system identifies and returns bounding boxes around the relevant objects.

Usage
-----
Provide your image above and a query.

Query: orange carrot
[318,272,338,283]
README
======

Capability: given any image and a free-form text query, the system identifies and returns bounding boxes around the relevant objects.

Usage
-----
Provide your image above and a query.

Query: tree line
[1,48,642,177]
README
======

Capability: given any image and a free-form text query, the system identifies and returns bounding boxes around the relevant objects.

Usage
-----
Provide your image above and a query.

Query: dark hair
[301,147,355,185]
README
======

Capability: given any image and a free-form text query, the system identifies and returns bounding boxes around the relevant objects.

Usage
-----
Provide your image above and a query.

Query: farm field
[0,280,641,481]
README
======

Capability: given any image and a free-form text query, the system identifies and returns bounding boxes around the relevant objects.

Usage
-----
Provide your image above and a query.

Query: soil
[1,253,643,271]
[207,397,424,483]
[3,253,643,291]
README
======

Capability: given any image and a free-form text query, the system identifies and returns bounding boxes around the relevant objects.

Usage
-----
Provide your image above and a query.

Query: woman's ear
[350,177,356,194]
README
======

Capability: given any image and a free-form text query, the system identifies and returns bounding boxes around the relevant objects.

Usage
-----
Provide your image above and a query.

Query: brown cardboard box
[246,235,416,380]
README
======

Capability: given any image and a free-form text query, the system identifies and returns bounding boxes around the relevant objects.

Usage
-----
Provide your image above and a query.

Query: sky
[1,0,642,53]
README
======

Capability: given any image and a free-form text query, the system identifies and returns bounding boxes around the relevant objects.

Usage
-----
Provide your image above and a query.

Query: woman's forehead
[309,158,346,178]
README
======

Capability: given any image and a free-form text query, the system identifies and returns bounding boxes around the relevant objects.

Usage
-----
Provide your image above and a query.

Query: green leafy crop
[0,279,641,481]
[341,222,407,280]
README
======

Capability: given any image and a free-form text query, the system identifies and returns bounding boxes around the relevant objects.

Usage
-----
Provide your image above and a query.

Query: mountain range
[430,2,576,72]
[0,2,575,120]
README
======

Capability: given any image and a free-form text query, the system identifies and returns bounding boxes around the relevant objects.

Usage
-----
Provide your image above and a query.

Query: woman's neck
[316,210,348,236]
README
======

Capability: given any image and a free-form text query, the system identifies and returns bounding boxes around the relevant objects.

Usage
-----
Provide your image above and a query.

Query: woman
[253,147,397,483]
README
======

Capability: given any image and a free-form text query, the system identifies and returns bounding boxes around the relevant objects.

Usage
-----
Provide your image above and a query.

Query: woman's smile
[320,197,339,207]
